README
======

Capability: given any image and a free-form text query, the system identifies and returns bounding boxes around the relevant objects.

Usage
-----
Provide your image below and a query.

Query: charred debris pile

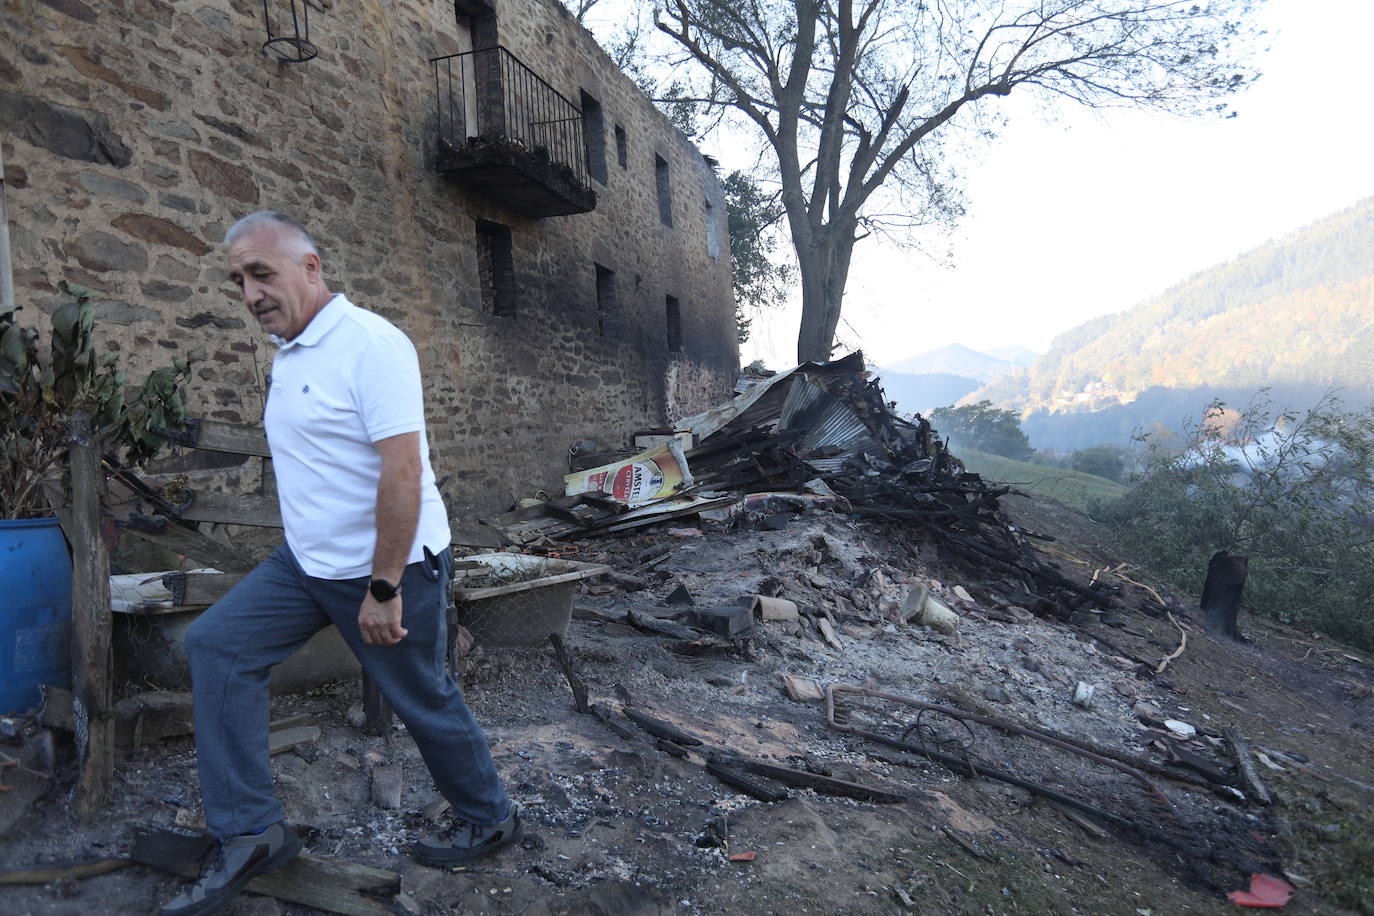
[479,352,1106,622]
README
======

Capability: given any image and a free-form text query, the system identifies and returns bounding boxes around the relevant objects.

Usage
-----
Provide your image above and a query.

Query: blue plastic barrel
[1,517,73,714]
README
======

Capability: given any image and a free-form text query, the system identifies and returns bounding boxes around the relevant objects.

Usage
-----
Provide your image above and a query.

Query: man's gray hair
[224,211,320,259]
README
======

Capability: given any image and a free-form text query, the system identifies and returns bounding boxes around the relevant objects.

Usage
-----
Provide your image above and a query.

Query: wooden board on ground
[269,725,322,756]
[129,826,404,916]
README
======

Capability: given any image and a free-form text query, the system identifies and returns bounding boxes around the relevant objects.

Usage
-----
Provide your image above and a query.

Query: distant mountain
[984,345,1039,366]
[888,343,1037,382]
[968,196,1374,452]
[872,370,981,416]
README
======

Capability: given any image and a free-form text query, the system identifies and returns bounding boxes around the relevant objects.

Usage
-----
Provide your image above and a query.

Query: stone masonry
[1,0,739,518]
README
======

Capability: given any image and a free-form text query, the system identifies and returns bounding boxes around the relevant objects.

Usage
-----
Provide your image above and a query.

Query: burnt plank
[129,826,399,915]
[117,521,258,574]
[161,572,246,606]
[717,755,906,803]
[158,418,271,458]
[622,707,705,747]
[177,492,282,528]
[705,759,789,803]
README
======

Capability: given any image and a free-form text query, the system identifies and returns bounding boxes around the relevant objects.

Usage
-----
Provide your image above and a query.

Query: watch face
[369,578,398,601]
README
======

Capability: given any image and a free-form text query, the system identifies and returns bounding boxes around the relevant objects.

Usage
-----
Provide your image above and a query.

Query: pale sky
[710,0,1374,370]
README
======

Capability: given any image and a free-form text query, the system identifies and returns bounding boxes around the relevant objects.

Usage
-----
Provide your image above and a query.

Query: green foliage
[1070,445,1126,482]
[957,447,1126,514]
[931,400,1035,461]
[0,284,191,519]
[722,170,793,344]
[1102,392,1374,650]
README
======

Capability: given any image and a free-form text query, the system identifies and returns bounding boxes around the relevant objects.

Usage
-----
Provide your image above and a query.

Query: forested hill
[971,197,1374,446]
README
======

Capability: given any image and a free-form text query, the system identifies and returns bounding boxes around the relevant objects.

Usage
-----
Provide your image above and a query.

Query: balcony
[431,46,596,217]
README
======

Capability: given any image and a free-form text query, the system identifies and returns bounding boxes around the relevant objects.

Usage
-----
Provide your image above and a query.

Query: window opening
[654,154,673,227]
[705,196,720,259]
[614,125,627,168]
[580,90,608,184]
[665,294,682,352]
[476,220,516,317]
[595,264,619,337]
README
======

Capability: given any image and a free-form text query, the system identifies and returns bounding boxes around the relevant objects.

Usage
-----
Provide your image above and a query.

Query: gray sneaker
[160,821,302,916]
[413,805,522,866]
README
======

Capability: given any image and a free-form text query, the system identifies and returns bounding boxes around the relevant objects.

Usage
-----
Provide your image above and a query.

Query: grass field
[955,447,1128,513]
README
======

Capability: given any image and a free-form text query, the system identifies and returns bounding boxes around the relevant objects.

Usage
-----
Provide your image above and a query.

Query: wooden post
[68,411,113,817]
[361,676,392,737]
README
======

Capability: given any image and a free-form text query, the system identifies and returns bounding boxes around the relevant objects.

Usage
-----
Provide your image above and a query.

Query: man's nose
[241,279,263,306]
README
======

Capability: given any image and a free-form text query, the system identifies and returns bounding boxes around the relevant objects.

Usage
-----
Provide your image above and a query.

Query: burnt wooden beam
[705,759,789,802]
[621,707,704,747]
[590,704,637,741]
[713,754,906,804]
[361,678,392,737]
[548,633,589,713]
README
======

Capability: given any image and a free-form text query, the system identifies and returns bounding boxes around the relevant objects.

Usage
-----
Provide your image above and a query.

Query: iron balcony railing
[430,46,589,189]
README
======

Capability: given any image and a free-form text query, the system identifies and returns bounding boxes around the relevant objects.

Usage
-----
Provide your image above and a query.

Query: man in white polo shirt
[161,212,518,916]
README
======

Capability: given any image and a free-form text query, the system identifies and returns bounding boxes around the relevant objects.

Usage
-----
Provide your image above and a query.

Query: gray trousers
[185,543,510,838]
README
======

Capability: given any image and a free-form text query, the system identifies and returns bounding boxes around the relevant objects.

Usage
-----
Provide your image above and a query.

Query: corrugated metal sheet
[675,352,868,442]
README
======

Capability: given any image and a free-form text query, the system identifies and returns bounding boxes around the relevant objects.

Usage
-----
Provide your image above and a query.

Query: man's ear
[302,251,323,282]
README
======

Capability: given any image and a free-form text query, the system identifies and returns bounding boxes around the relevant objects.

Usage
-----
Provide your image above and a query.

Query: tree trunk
[1199,549,1247,639]
[794,228,857,364]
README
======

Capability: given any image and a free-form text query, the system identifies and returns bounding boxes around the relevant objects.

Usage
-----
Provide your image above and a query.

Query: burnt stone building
[1,0,738,516]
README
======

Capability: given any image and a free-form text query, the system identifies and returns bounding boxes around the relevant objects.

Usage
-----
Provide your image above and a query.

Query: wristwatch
[368,577,402,602]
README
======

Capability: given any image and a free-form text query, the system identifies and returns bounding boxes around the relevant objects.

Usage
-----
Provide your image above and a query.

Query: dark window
[705,196,720,259]
[665,294,682,352]
[614,125,627,168]
[595,263,618,337]
[476,220,516,317]
[654,154,673,227]
[580,90,608,184]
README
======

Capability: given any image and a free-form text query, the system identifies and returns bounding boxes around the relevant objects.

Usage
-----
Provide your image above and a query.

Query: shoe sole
[159,832,303,916]
[412,818,524,867]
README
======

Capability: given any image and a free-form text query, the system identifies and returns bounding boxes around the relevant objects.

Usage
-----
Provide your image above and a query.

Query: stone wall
[1,0,738,518]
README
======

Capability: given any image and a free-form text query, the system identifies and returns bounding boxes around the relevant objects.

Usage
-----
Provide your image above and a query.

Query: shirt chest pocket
[272,366,357,425]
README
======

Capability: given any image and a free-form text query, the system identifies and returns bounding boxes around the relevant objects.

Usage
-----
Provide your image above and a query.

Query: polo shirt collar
[272,294,349,350]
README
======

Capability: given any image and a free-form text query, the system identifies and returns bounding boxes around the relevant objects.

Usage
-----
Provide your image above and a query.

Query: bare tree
[569,0,603,24]
[653,0,1263,363]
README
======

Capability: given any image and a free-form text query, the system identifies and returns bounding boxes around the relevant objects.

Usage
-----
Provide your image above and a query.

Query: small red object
[727,851,757,862]
[1227,873,1295,908]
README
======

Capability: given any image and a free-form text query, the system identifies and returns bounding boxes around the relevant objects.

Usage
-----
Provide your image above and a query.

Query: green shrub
[1102,392,1374,650]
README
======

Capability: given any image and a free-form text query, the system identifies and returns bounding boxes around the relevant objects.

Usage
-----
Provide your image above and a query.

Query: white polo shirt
[263,295,451,579]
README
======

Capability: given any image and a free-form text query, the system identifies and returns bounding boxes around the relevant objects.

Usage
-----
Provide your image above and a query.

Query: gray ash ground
[2,504,1371,915]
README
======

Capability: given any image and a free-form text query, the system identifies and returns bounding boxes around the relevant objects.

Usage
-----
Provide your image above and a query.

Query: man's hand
[359,592,408,646]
